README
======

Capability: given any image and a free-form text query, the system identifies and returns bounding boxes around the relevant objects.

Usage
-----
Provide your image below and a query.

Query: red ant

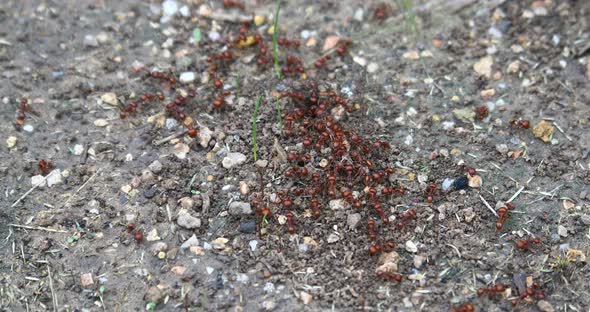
[286,211,296,234]
[474,105,489,120]
[510,282,545,306]
[376,271,402,282]
[496,202,515,231]
[452,303,474,312]
[425,183,438,203]
[38,159,53,175]
[510,119,530,129]
[16,98,27,125]
[476,283,505,297]
[367,219,377,240]
[396,209,417,230]
[515,237,541,250]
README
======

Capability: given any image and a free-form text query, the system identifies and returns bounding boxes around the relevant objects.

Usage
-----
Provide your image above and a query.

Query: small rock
[239,181,250,195]
[165,118,178,130]
[172,143,190,159]
[367,62,379,73]
[255,159,268,168]
[402,50,420,60]
[249,240,258,251]
[239,220,257,234]
[208,31,220,42]
[181,235,199,249]
[6,136,17,148]
[73,144,84,155]
[375,251,400,274]
[150,242,167,255]
[120,184,132,194]
[300,291,313,305]
[557,225,568,237]
[580,214,590,226]
[481,89,495,97]
[198,126,214,148]
[507,60,520,73]
[463,207,476,223]
[254,15,265,26]
[177,210,201,229]
[228,201,253,215]
[179,72,195,83]
[94,119,108,127]
[198,4,212,17]
[145,286,164,303]
[405,240,418,253]
[533,120,554,143]
[262,300,276,311]
[141,169,155,183]
[353,56,367,67]
[211,237,228,249]
[537,300,555,312]
[83,35,98,47]
[80,273,94,287]
[562,199,575,210]
[171,266,186,276]
[496,144,509,154]
[468,175,482,188]
[222,152,247,169]
[347,213,361,230]
[329,199,348,210]
[31,175,46,188]
[179,197,195,210]
[353,8,364,21]
[146,229,161,241]
[473,56,493,78]
[100,92,118,106]
[46,169,62,187]
[179,5,190,17]
[327,233,340,243]
[323,36,340,51]
[148,160,163,174]
[453,176,468,190]
[441,178,454,191]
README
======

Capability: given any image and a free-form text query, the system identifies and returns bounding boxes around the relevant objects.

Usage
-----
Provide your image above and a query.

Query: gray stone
[177,210,201,229]
[346,213,361,230]
[148,160,163,174]
[222,152,247,169]
[180,235,200,249]
[228,201,252,215]
[581,214,590,225]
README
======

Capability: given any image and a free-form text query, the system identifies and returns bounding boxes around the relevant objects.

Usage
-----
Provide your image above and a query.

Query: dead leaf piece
[272,138,288,164]
[532,120,554,142]
[453,107,475,122]
[566,249,586,262]
[473,56,493,78]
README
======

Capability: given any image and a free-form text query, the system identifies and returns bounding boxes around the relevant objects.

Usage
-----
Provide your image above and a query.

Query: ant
[476,283,505,297]
[451,303,474,312]
[496,202,515,231]
[515,237,541,250]
[510,119,530,129]
[16,98,27,125]
[38,159,53,175]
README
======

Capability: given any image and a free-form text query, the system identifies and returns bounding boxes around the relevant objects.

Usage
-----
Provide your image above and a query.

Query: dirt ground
[1,0,589,311]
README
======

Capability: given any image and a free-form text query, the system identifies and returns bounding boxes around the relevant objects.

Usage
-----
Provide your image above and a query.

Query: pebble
[557,225,568,237]
[83,34,98,47]
[179,197,194,210]
[347,213,361,230]
[141,169,155,183]
[179,5,190,17]
[239,220,257,234]
[179,72,195,83]
[463,207,476,223]
[300,30,311,39]
[146,229,161,241]
[329,199,348,210]
[255,159,268,168]
[73,144,84,155]
[537,300,555,312]
[453,176,469,190]
[180,235,199,249]
[353,56,367,67]
[46,169,62,187]
[402,50,420,60]
[161,0,178,23]
[468,175,482,188]
[171,266,186,276]
[353,8,364,21]
[23,125,34,132]
[239,181,250,195]
[198,126,214,148]
[327,233,340,243]
[222,152,247,169]
[150,242,167,254]
[413,255,425,268]
[323,36,340,51]
[94,119,108,127]
[254,15,265,26]
[6,136,17,148]
[249,240,258,252]
[473,56,493,78]
[31,175,46,188]
[148,160,163,174]
[496,144,509,154]
[80,273,94,287]
[262,300,276,311]
[146,286,164,303]
[208,31,221,42]
[580,214,590,225]
[367,62,379,73]
[300,291,313,305]
[228,201,253,215]
[405,240,418,253]
[441,178,454,191]
[177,210,201,229]
[165,118,178,130]
[172,143,189,159]
[100,92,117,106]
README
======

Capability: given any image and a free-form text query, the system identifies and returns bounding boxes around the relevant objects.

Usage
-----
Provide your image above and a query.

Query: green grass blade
[272,0,282,80]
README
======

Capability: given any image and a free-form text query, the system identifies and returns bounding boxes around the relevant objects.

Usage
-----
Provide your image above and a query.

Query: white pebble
[179,72,195,83]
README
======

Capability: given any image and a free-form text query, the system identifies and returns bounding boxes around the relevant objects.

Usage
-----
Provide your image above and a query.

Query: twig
[203,11,252,23]
[153,130,188,145]
[11,173,51,207]
[506,186,525,203]
[479,194,498,217]
[446,244,462,258]
[552,122,572,141]
[47,266,58,312]
[9,224,68,233]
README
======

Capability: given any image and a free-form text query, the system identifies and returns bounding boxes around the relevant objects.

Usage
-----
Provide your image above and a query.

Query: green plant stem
[276,97,282,130]
[272,0,282,80]
[252,96,261,161]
